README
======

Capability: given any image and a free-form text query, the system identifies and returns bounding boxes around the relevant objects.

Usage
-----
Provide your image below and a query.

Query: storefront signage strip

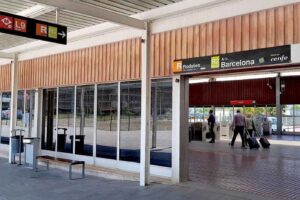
[173,45,291,73]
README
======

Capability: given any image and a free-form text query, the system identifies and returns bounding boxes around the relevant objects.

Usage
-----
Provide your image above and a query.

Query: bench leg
[69,164,72,180]
[82,163,85,178]
[35,160,50,172]
[46,160,49,170]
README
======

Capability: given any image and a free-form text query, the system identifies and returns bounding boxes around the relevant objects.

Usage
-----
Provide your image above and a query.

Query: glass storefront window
[75,85,94,156]
[41,89,57,151]
[16,91,24,129]
[57,87,75,153]
[151,79,172,167]
[0,93,11,145]
[189,107,195,123]
[120,81,141,163]
[23,90,35,138]
[224,107,233,123]
[215,107,223,122]
[194,107,204,122]
[96,84,118,160]
[282,105,294,133]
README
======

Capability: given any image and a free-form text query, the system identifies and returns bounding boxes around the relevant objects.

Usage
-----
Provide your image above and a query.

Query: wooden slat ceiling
[0,0,183,50]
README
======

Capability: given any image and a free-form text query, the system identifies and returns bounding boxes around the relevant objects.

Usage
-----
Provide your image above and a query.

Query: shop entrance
[184,75,300,200]
[189,105,278,142]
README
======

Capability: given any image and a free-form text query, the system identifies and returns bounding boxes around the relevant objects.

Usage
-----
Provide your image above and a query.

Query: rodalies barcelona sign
[173,45,291,73]
[0,11,67,45]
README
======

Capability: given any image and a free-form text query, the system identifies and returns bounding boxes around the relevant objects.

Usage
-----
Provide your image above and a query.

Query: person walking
[207,109,215,143]
[245,114,256,137]
[230,109,246,148]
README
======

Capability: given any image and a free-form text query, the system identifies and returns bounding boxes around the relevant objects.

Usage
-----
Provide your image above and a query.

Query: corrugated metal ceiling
[0,0,183,51]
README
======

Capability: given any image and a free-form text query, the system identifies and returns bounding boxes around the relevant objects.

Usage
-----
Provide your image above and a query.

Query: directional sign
[0,11,67,45]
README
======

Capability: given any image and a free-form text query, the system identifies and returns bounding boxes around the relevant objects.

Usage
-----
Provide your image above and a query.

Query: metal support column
[276,74,282,135]
[93,84,97,162]
[33,89,42,138]
[9,54,18,163]
[117,82,121,161]
[172,75,189,183]
[140,22,151,186]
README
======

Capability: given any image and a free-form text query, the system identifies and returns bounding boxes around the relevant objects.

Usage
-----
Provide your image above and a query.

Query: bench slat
[37,155,83,165]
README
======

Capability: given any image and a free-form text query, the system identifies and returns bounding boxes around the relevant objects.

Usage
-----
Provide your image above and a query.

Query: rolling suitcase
[247,137,260,149]
[259,137,270,148]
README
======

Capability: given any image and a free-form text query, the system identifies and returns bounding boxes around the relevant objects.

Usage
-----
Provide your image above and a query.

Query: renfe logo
[270,54,289,62]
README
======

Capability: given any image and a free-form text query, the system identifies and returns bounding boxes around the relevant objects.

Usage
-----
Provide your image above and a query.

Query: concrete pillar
[276,74,282,134]
[140,22,151,186]
[9,54,18,164]
[172,75,189,183]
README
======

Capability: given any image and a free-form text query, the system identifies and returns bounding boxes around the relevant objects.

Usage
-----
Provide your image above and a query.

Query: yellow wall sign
[173,61,183,73]
[211,56,220,69]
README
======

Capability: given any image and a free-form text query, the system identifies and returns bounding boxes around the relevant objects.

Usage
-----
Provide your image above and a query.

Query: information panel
[0,11,67,45]
[173,45,291,73]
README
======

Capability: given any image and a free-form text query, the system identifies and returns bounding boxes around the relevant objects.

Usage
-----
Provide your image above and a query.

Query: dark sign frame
[0,11,67,45]
[173,45,291,74]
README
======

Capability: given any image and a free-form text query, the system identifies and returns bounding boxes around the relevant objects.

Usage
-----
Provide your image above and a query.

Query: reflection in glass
[41,89,57,151]
[150,79,172,167]
[0,93,11,144]
[282,105,294,133]
[96,84,118,159]
[120,82,141,163]
[16,91,24,130]
[57,87,74,153]
[24,90,35,137]
[75,85,94,156]
[215,107,223,123]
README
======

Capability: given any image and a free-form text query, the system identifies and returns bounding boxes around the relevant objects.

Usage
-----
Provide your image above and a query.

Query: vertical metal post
[276,74,282,135]
[140,22,151,186]
[33,89,41,138]
[152,82,157,148]
[0,93,2,142]
[73,86,77,155]
[55,9,59,24]
[55,88,59,157]
[9,54,18,164]
[117,82,121,161]
[93,84,97,162]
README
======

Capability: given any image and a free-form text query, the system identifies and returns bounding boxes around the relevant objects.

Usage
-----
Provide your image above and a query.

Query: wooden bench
[36,155,85,180]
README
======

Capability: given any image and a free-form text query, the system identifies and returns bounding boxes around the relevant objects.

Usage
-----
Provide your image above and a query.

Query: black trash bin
[70,135,85,154]
[11,135,24,154]
[57,134,66,151]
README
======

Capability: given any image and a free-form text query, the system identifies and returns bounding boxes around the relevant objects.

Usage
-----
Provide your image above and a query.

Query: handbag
[206,132,212,139]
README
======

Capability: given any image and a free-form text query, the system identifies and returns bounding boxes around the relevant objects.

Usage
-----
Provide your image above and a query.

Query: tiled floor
[0,156,271,200]
[189,141,300,200]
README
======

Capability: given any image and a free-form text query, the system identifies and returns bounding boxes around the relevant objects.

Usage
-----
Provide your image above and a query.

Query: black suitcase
[247,137,260,149]
[259,137,270,148]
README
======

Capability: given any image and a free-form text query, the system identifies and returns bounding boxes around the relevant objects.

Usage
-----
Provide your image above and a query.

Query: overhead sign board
[173,45,291,74]
[0,11,67,45]
[230,100,256,106]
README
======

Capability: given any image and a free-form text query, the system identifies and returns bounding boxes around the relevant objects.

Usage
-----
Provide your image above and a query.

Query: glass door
[282,105,294,133]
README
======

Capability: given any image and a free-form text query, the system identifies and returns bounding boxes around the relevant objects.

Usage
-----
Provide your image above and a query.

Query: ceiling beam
[31,0,146,30]
[0,52,14,59]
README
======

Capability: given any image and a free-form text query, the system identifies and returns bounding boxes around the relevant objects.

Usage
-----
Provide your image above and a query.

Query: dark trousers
[210,125,215,142]
[231,126,245,147]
